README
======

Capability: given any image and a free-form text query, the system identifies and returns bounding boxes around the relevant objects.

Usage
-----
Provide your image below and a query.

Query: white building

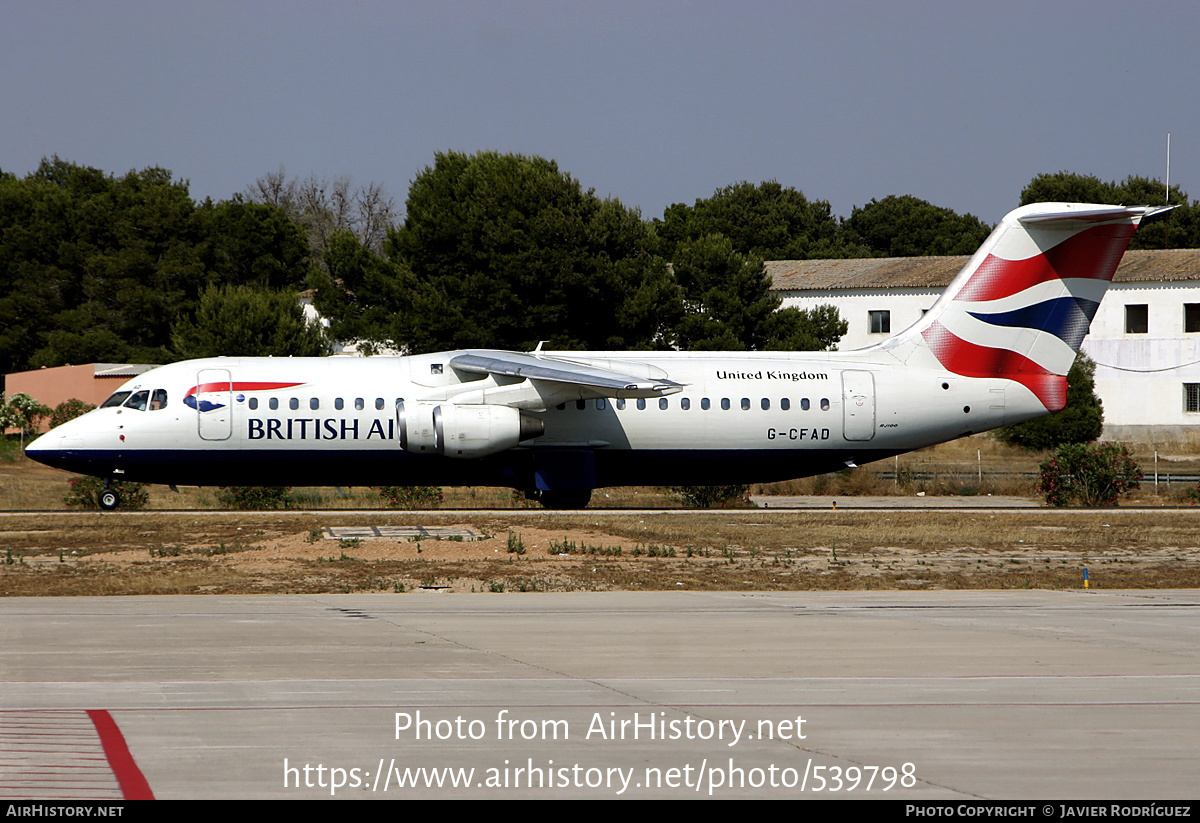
[769,249,1200,441]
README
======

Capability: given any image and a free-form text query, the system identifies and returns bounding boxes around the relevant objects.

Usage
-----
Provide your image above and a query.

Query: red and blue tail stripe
[905,204,1154,411]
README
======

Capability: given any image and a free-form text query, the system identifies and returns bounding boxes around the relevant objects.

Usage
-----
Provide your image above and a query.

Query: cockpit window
[123,391,150,411]
[150,389,168,410]
[101,391,132,408]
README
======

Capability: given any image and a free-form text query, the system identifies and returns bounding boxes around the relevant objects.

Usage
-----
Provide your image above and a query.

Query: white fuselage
[26,348,1035,491]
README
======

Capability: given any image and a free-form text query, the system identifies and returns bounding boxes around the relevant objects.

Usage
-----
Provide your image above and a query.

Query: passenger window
[701,398,710,410]
[596,399,607,410]
[123,391,149,411]
[761,398,770,410]
[335,398,344,411]
[150,389,168,410]
[355,398,364,411]
[781,398,790,411]
[821,398,830,411]
[801,398,810,411]
[101,391,132,408]
[556,403,566,411]
[269,397,279,411]
[721,398,730,410]
[310,398,319,410]
[375,398,384,410]
[636,398,646,410]
[659,398,668,410]
[248,398,258,411]
[289,398,299,411]
[740,398,750,410]
[576,399,586,410]
[681,398,691,410]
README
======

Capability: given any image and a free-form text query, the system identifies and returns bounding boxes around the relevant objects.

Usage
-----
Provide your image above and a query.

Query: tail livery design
[906,203,1161,410]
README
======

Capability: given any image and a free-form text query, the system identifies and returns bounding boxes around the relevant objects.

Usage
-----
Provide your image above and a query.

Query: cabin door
[842,370,875,441]
[196,368,233,441]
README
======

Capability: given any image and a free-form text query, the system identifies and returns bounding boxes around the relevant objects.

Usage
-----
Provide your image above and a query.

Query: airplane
[25,202,1164,510]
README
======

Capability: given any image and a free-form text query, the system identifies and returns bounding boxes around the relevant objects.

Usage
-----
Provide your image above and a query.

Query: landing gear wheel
[98,488,120,511]
[537,489,592,510]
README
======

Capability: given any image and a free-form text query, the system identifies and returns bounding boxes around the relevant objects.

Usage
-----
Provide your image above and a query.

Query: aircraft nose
[24,431,61,462]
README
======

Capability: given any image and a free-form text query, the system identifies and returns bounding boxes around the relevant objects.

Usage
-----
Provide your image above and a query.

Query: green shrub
[1037,442,1142,507]
[377,485,443,509]
[216,486,295,509]
[64,476,148,509]
[669,485,752,508]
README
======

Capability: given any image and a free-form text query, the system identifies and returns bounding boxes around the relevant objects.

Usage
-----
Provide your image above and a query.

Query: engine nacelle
[397,401,544,458]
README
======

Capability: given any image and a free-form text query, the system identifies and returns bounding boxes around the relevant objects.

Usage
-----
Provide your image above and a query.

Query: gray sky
[2,1,1196,224]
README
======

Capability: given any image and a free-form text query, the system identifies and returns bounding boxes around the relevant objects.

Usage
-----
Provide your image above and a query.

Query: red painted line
[86,710,154,800]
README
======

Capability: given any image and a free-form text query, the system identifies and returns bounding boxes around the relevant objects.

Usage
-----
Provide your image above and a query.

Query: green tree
[388,151,679,353]
[0,158,314,374]
[171,285,328,359]
[195,197,312,293]
[655,180,866,260]
[994,354,1103,450]
[670,235,846,351]
[844,195,992,257]
[308,230,409,353]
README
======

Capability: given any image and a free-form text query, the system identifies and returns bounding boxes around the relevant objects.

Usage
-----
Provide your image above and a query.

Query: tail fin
[881,203,1163,411]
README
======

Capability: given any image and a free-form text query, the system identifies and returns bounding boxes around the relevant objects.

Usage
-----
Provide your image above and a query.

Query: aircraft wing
[449,351,684,396]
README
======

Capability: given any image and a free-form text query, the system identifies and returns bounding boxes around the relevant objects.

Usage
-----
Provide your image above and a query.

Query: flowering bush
[1037,442,1142,507]
[377,485,443,509]
[50,399,96,428]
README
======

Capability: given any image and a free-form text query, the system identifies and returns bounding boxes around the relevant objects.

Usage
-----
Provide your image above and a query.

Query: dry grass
[3,507,1199,596]
[3,432,1200,596]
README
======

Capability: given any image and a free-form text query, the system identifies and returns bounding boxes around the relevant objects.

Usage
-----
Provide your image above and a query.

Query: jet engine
[397,401,544,458]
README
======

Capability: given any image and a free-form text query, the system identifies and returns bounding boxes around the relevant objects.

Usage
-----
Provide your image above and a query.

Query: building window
[868,310,891,334]
[1186,304,1200,333]
[1187,384,1200,413]
[1125,304,1148,334]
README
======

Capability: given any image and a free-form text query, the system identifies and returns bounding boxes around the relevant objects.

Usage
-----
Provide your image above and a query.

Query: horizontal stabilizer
[1017,205,1169,224]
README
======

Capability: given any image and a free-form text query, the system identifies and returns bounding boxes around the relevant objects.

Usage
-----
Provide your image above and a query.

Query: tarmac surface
[3,589,1198,799]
